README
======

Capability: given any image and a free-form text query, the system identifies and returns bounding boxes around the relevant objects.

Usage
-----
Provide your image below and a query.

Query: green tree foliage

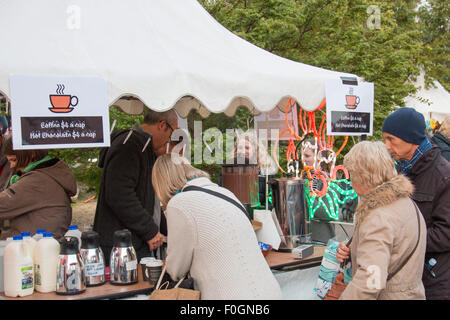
[417,0,450,90]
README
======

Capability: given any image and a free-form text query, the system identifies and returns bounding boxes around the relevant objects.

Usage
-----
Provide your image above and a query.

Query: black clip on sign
[340,76,358,86]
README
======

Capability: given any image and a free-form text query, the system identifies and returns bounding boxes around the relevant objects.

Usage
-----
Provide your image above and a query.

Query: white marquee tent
[404,72,450,123]
[0,0,359,118]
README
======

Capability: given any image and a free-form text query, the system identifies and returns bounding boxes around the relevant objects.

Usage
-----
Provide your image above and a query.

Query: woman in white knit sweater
[152,154,283,300]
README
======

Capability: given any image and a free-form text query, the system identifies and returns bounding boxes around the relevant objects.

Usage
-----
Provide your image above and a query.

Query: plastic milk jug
[21,232,37,257]
[3,235,34,297]
[32,229,46,241]
[65,225,82,250]
[0,240,7,292]
[34,232,60,293]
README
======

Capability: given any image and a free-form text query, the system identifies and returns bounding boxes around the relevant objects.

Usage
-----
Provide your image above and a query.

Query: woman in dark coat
[431,116,450,162]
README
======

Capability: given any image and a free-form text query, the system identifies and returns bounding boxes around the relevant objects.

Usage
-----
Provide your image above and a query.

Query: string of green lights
[305,179,358,220]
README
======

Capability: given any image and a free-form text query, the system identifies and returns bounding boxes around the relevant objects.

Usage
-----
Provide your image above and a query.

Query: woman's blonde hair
[152,153,210,206]
[233,131,278,175]
[438,116,450,138]
[344,141,397,190]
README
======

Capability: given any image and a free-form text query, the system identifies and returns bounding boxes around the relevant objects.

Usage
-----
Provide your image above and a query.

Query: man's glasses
[165,121,175,134]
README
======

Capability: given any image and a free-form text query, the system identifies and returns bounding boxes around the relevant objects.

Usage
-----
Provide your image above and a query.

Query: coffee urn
[269,177,310,251]
[221,161,259,218]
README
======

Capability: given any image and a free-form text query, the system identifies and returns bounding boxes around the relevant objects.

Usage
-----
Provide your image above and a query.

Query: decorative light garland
[304,179,358,220]
[270,98,357,222]
[273,98,349,175]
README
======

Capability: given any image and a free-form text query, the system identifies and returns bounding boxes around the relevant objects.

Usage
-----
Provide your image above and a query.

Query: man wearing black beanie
[382,107,450,300]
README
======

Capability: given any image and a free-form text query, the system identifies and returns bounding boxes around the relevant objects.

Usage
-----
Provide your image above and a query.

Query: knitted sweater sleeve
[165,205,197,281]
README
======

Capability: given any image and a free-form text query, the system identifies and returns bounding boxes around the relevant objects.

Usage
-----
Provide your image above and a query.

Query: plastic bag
[314,238,352,299]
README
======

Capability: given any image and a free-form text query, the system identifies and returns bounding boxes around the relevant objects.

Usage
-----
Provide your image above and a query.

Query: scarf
[10,155,52,185]
[396,138,432,175]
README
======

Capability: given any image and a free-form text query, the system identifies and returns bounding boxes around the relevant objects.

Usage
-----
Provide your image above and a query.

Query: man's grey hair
[143,108,177,125]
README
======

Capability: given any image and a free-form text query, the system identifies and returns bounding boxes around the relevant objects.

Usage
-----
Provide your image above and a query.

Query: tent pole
[265,112,269,210]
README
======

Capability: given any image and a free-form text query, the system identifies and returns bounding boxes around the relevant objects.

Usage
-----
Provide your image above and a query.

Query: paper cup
[145,259,163,285]
[140,257,155,281]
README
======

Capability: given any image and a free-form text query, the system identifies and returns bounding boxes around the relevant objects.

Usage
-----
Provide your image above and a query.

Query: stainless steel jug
[110,230,138,285]
[80,231,105,287]
[56,236,86,295]
[269,177,310,251]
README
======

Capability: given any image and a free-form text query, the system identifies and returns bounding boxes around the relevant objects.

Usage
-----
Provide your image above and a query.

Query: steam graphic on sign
[49,84,78,113]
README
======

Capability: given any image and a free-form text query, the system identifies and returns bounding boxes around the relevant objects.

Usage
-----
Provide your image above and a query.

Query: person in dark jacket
[0,136,77,240]
[93,108,178,264]
[382,107,450,300]
[431,116,450,162]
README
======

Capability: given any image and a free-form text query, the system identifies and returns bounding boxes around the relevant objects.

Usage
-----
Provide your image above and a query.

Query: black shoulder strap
[182,185,248,217]
[387,201,422,281]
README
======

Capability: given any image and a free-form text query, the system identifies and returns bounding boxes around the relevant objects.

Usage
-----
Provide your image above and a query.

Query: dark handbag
[325,201,422,300]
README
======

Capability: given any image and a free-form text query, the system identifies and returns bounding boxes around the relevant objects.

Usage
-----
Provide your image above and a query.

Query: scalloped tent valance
[0,0,359,117]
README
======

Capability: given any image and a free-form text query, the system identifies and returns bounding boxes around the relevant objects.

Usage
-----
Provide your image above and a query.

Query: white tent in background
[404,72,450,123]
[0,0,359,118]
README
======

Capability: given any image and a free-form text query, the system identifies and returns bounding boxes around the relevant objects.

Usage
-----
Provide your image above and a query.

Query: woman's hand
[336,241,351,263]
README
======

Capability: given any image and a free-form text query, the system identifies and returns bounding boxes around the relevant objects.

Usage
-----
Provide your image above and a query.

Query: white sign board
[10,75,110,149]
[325,80,374,136]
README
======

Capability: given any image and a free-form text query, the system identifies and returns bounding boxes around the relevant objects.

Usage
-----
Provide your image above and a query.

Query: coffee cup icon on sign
[345,95,360,110]
[49,84,78,113]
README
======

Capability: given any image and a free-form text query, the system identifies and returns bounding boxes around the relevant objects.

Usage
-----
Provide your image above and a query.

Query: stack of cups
[139,257,163,285]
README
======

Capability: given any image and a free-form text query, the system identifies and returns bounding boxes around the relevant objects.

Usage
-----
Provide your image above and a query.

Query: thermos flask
[56,236,86,295]
[110,229,138,285]
[80,231,106,287]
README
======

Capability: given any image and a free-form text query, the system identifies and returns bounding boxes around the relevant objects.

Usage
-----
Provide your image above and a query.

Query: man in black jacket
[94,108,178,264]
[382,107,450,300]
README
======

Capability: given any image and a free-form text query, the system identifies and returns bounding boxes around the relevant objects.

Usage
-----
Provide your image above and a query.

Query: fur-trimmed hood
[355,174,414,224]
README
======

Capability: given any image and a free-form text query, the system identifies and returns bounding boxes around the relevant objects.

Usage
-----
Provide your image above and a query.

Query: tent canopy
[0,0,359,117]
[404,72,450,122]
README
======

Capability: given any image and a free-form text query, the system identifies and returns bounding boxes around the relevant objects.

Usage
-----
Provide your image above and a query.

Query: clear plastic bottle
[3,235,34,297]
[65,225,82,250]
[34,232,60,293]
[32,229,46,241]
[426,258,437,278]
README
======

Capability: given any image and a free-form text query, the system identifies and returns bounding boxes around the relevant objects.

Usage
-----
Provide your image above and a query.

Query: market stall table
[0,269,153,300]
